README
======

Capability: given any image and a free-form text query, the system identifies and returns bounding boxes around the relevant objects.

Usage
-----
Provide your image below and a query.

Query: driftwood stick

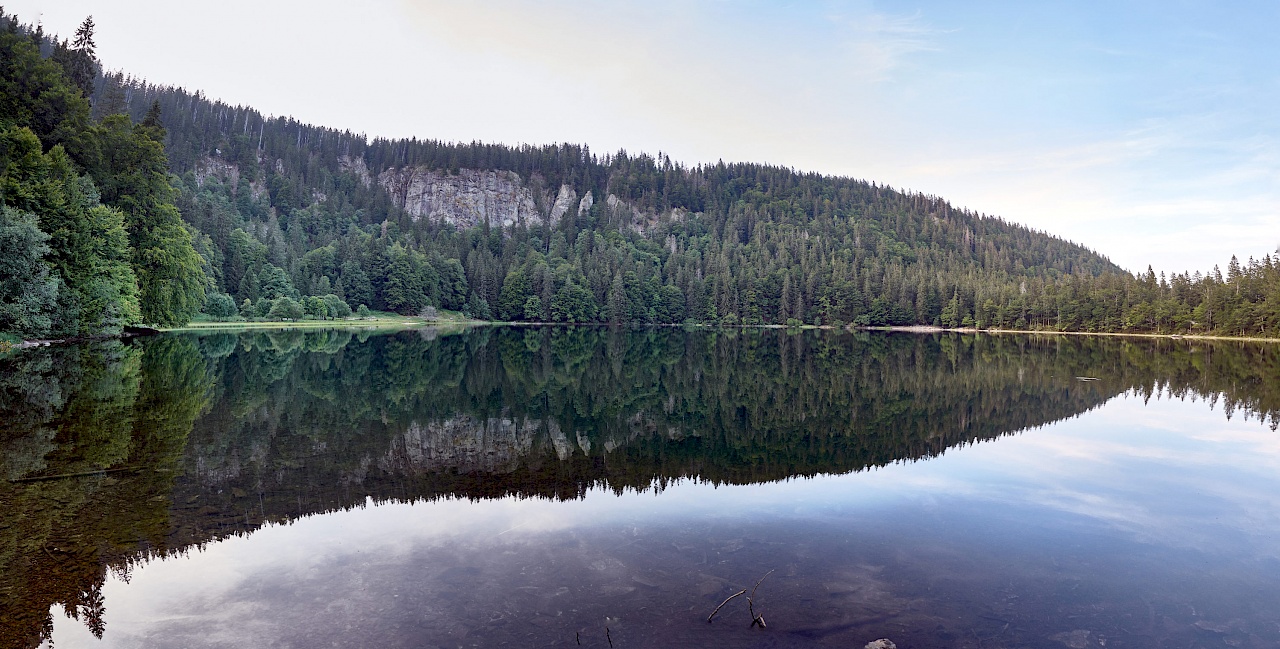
[606,626,613,648]
[575,631,580,645]
[10,466,139,483]
[707,589,747,623]
[748,569,774,628]
[747,570,773,622]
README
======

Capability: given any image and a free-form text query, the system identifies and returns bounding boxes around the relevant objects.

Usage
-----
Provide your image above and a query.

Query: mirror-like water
[2,328,1279,648]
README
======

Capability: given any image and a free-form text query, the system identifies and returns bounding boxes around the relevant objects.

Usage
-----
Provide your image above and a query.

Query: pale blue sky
[9,0,1279,273]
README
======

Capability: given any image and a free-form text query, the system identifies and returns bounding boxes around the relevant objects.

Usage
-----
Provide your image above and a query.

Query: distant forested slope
[6,10,1280,337]
[96,65,1124,327]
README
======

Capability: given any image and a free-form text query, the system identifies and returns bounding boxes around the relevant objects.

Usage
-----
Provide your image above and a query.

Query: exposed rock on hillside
[338,155,373,188]
[193,157,239,188]
[549,184,578,225]
[377,167,541,228]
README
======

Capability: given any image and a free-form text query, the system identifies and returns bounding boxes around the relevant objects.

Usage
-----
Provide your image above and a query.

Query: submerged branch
[707,589,747,623]
[748,569,775,628]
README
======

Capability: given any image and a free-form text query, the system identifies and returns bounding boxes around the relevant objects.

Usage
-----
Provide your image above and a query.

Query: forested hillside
[6,10,1280,338]
[97,69,1124,329]
[0,13,206,339]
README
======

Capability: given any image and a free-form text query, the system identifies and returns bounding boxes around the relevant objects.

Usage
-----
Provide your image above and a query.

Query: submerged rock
[864,640,896,649]
[1049,629,1092,648]
[1193,620,1230,634]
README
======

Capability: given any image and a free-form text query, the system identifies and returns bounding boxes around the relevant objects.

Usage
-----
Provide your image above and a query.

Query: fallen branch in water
[748,569,774,628]
[10,466,140,483]
[606,626,613,648]
[707,589,747,623]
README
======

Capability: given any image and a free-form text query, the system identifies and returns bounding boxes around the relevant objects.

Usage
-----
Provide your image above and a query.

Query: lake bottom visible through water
[44,395,1280,649]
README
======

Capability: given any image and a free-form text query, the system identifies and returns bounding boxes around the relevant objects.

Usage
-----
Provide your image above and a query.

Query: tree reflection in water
[2,327,1278,647]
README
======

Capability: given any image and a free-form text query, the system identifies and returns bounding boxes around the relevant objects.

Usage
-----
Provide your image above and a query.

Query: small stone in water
[1193,620,1230,634]
[864,640,896,649]
[1049,629,1091,648]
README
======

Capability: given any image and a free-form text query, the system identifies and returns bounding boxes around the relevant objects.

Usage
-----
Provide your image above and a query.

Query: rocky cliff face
[193,157,239,189]
[221,151,686,232]
[549,184,578,224]
[376,167,543,228]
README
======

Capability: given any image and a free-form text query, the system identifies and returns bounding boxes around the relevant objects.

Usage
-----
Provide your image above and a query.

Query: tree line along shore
[5,10,1280,347]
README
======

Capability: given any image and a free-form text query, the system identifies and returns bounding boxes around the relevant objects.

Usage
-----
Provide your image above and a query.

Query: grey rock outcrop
[548,184,578,226]
[194,157,239,189]
[377,167,540,228]
[333,157,691,234]
[338,155,373,188]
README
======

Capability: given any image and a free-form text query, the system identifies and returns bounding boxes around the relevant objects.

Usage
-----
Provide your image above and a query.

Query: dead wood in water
[9,466,141,483]
[707,589,746,622]
[748,569,774,628]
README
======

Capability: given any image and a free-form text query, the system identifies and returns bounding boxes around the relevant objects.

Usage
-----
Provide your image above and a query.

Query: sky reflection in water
[45,388,1280,649]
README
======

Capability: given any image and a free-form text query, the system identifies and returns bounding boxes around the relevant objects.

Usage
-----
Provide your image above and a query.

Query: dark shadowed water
[3,327,1280,648]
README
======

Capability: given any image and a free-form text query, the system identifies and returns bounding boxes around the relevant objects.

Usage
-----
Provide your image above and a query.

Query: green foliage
[322,294,352,319]
[380,243,427,314]
[303,295,327,319]
[84,114,204,325]
[0,126,138,335]
[267,296,304,320]
[0,12,203,334]
[550,282,597,323]
[0,14,91,155]
[498,267,531,321]
[203,292,237,320]
[256,264,298,300]
[10,9,1280,337]
[356,304,371,319]
[523,295,544,321]
[0,206,60,337]
[464,293,491,320]
[82,63,1143,330]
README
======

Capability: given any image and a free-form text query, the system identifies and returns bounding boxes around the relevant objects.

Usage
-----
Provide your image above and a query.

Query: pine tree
[0,206,61,337]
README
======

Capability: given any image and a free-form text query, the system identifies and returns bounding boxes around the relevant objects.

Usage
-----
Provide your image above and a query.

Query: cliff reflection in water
[3,327,1280,647]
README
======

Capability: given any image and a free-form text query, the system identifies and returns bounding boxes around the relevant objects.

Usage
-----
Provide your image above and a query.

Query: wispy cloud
[824,7,942,81]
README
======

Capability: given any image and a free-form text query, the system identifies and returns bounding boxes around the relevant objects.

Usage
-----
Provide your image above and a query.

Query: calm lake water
[3,327,1280,648]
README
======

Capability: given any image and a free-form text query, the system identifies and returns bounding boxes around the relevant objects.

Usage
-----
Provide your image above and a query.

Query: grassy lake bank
[860,325,1280,344]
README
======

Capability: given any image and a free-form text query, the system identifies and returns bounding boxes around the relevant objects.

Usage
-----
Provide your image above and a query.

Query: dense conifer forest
[4,10,1280,338]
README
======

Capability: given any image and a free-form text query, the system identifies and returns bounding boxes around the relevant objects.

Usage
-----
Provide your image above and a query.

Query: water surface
[2,328,1279,648]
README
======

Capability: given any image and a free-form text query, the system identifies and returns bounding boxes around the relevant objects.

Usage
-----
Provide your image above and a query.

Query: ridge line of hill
[4,10,1280,339]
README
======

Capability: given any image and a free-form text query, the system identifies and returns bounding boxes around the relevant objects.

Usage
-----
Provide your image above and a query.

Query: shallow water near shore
[4,327,1279,648]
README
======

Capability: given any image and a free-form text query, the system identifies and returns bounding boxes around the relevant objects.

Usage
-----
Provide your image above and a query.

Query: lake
[3,327,1279,648]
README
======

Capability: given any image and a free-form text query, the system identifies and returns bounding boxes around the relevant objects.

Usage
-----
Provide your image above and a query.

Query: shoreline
[7,326,162,351]
[165,318,482,332]
[8,321,1280,352]
[857,325,1280,344]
